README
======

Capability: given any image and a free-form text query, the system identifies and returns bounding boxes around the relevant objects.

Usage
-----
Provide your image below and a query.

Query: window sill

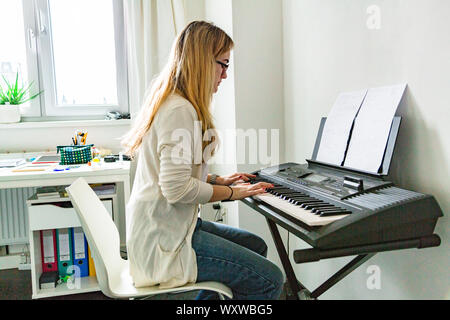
[0,119,132,129]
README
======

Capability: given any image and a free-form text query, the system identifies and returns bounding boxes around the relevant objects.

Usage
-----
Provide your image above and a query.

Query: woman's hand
[216,173,256,186]
[229,182,274,201]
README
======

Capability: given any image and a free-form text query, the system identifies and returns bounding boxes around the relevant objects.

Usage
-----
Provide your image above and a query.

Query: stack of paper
[91,183,116,195]
[343,84,406,172]
[0,159,26,168]
[316,83,406,174]
[36,186,62,199]
[316,89,367,166]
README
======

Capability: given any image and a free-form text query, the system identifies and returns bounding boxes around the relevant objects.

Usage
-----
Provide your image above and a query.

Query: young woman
[122,21,284,300]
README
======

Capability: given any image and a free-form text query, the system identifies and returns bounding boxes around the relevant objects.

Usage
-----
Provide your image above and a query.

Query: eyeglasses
[216,60,229,71]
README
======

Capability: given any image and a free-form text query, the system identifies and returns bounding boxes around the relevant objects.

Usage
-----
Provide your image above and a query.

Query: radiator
[0,187,36,245]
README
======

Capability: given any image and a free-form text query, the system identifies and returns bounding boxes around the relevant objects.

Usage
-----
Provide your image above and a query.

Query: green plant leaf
[14,73,19,97]
[18,90,44,104]
[0,72,43,105]
[2,75,13,93]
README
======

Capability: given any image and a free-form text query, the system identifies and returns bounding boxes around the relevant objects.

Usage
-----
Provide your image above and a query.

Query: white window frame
[27,0,129,119]
[17,0,41,117]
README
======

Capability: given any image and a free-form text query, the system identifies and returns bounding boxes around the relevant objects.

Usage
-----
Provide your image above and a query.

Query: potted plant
[0,72,43,123]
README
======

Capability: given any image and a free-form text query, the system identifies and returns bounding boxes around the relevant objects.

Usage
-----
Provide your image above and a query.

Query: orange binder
[88,246,96,277]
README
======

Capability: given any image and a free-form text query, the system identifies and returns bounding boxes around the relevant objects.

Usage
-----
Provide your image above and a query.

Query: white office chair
[65,177,233,300]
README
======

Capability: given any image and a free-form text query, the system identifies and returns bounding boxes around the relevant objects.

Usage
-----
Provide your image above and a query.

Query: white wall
[230,0,286,275]
[202,0,239,226]
[203,0,287,268]
[283,0,449,299]
[184,0,205,22]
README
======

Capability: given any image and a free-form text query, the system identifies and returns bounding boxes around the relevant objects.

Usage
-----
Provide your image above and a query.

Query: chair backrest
[66,178,124,297]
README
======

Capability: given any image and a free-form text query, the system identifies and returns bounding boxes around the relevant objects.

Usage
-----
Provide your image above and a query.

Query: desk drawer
[28,200,112,231]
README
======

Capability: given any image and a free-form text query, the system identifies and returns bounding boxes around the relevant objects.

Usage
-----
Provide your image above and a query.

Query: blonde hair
[122,21,234,159]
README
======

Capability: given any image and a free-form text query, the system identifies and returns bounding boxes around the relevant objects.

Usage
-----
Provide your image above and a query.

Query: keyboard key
[252,193,350,226]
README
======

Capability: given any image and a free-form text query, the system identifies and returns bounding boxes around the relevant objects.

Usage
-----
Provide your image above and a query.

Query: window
[0,0,40,116]
[0,0,129,120]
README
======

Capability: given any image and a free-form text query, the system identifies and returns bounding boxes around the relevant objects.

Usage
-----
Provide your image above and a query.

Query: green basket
[57,145,93,165]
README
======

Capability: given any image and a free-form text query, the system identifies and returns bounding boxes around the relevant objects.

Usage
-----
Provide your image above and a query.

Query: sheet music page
[316,89,367,165]
[344,83,406,173]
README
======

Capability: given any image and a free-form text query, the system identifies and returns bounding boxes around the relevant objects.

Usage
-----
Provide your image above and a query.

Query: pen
[81,132,88,145]
[53,166,71,172]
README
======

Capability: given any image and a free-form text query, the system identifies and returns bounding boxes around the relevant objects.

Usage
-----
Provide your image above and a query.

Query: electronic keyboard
[247,162,443,249]
[241,115,443,299]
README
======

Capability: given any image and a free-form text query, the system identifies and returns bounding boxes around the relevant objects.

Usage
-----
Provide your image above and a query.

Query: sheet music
[316,89,367,165]
[344,83,406,173]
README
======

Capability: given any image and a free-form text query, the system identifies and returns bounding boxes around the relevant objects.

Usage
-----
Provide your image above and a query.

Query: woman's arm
[208,185,234,202]
[157,105,213,205]
[208,182,274,203]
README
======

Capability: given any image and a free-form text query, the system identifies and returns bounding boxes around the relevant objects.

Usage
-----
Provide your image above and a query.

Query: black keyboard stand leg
[310,253,375,299]
[266,218,305,300]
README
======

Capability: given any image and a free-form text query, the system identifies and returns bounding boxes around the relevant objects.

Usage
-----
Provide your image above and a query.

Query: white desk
[0,161,130,190]
[0,161,131,250]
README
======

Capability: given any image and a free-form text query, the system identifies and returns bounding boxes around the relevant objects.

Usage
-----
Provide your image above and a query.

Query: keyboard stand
[292,234,440,299]
[266,219,373,300]
[242,197,441,300]
[266,218,304,300]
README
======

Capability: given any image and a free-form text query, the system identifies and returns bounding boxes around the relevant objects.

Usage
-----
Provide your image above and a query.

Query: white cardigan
[126,94,213,288]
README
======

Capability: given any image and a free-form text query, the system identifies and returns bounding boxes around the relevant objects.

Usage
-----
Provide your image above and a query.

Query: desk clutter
[1,128,131,173]
[0,158,26,167]
[57,145,94,165]
[2,151,129,173]
[55,130,93,165]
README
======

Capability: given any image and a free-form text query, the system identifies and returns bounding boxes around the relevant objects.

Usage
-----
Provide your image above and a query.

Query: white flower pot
[0,104,21,123]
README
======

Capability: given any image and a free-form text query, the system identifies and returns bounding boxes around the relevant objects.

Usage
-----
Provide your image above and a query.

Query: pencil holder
[57,145,93,165]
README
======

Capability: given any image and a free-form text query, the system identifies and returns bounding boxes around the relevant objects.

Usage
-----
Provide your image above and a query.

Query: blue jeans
[192,218,285,300]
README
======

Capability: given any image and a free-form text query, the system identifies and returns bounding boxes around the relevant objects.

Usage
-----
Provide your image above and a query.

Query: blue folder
[71,227,89,277]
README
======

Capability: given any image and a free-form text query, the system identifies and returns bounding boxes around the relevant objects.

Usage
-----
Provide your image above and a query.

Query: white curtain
[124,0,187,116]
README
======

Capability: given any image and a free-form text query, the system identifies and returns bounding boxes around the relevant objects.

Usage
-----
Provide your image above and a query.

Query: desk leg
[266,218,304,300]
[119,178,131,250]
[122,177,131,205]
